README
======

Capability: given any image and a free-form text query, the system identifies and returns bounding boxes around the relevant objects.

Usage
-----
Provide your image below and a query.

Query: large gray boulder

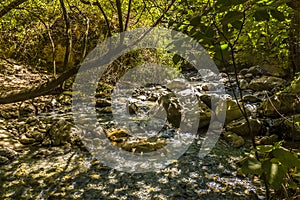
[248,76,286,91]
[259,93,300,117]
[226,117,263,137]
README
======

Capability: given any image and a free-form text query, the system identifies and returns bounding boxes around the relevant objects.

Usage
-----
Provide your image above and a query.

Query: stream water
[0,70,267,199]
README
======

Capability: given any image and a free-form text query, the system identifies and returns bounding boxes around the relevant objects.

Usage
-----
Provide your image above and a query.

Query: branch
[124,0,132,31]
[80,0,112,37]
[0,0,28,19]
[59,0,72,70]
[116,0,124,32]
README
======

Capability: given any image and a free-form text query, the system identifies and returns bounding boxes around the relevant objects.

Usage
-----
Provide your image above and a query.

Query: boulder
[198,101,212,128]
[48,119,80,146]
[226,117,263,137]
[158,93,182,128]
[282,114,300,141]
[247,65,272,77]
[222,131,245,147]
[216,99,250,124]
[248,76,286,91]
[259,93,300,117]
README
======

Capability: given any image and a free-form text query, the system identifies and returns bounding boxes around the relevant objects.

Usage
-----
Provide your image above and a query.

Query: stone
[0,147,17,159]
[256,134,278,145]
[259,93,300,117]
[198,101,212,128]
[95,98,111,107]
[19,134,36,144]
[247,65,272,77]
[222,131,245,147]
[282,114,300,140]
[226,117,263,137]
[158,93,182,128]
[248,76,286,91]
[239,79,248,90]
[216,99,250,124]
[0,156,9,164]
[239,68,248,75]
[48,119,80,146]
[242,95,261,103]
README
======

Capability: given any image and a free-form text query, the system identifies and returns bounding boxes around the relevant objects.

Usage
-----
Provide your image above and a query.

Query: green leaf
[256,145,274,153]
[270,9,285,21]
[254,8,270,21]
[222,11,244,25]
[172,54,182,65]
[262,160,287,190]
[221,44,228,50]
[241,158,262,175]
[272,148,300,169]
[231,20,243,29]
[216,0,249,11]
[190,15,202,26]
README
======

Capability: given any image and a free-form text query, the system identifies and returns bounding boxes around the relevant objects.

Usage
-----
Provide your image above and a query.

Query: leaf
[262,160,287,190]
[222,11,244,25]
[254,8,270,21]
[272,148,300,169]
[270,9,285,21]
[172,54,182,65]
[190,15,202,26]
[256,145,274,153]
[220,44,228,50]
[241,158,262,175]
[231,20,243,29]
[216,0,249,11]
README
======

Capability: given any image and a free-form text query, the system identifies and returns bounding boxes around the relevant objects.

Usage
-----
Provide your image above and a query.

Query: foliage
[167,0,294,71]
[240,141,300,197]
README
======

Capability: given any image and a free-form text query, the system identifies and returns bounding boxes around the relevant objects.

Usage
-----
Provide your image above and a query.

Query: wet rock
[248,76,286,91]
[226,117,262,137]
[95,98,111,107]
[239,79,248,90]
[198,101,212,128]
[158,93,182,128]
[222,131,245,147]
[239,68,248,75]
[19,134,36,144]
[0,147,17,159]
[247,65,272,77]
[242,95,261,103]
[256,134,278,145]
[259,93,300,117]
[48,119,80,146]
[216,99,250,124]
[281,114,300,140]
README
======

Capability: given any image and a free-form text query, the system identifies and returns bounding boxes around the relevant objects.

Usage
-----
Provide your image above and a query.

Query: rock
[0,156,9,164]
[239,68,248,75]
[281,114,300,140]
[247,65,272,77]
[256,134,278,145]
[107,129,130,143]
[0,147,17,159]
[216,99,250,124]
[95,98,111,107]
[199,94,212,108]
[259,93,300,117]
[226,118,263,137]
[242,95,261,103]
[248,76,286,91]
[158,93,182,128]
[19,134,36,144]
[239,79,248,90]
[222,131,245,147]
[198,101,212,128]
[48,119,80,146]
